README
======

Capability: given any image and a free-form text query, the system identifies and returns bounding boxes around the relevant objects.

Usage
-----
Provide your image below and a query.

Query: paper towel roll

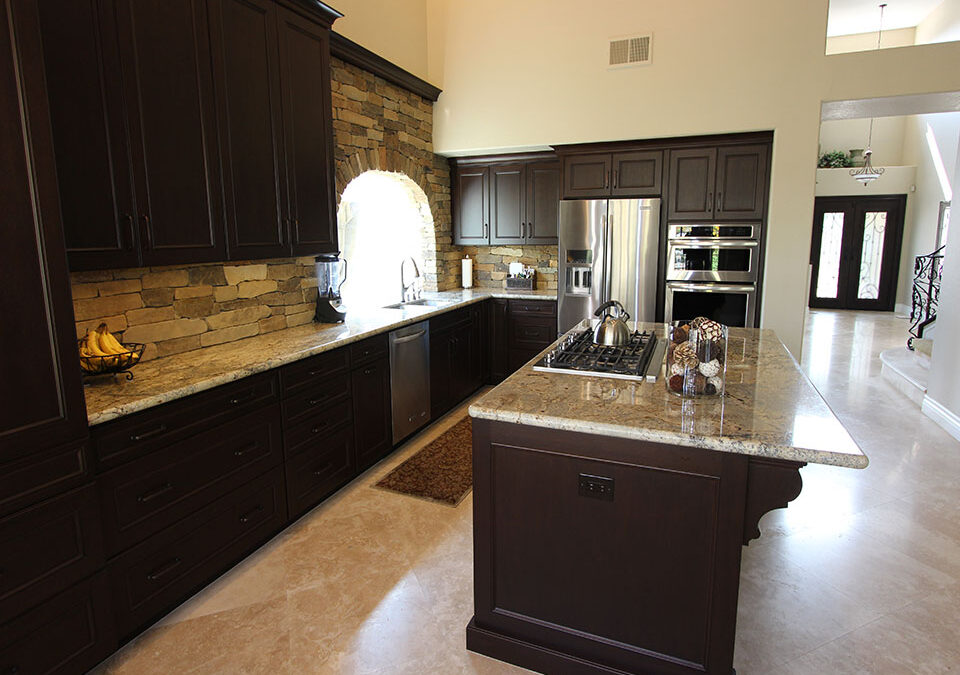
[462,256,473,288]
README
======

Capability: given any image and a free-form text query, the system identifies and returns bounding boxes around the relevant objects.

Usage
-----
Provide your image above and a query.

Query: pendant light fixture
[850,3,887,186]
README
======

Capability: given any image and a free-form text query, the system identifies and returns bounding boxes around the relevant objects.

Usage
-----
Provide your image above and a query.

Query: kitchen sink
[382,298,451,309]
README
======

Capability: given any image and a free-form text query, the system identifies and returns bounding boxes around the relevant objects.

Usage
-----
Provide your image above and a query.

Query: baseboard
[921,396,960,442]
[894,303,911,318]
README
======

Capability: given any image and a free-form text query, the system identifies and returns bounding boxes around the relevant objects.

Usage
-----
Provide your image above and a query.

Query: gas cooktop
[532,328,664,382]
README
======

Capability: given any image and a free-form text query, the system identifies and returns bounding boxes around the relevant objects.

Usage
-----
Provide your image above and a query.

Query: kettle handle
[594,300,630,321]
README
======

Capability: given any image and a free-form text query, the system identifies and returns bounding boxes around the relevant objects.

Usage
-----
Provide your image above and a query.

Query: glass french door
[809,196,906,311]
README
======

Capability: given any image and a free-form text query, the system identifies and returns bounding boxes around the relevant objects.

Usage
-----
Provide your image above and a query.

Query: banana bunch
[79,323,134,371]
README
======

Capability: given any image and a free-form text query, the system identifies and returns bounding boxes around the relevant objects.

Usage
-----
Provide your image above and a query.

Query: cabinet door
[490,163,525,244]
[39,0,139,271]
[715,144,768,220]
[277,7,337,256]
[454,165,489,244]
[470,302,487,388]
[451,323,473,404]
[429,329,453,419]
[210,0,289,260]
[352,357,393,471]
[612,150,662,197]
[0,0,88,460]
[487,299,509,384]
[562,153,611,198]
[667,148,716,221]
[525,160,560,245]
[117,0,225,266]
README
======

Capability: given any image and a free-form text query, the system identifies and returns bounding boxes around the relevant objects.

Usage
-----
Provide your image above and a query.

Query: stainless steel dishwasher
[389,321,431,443]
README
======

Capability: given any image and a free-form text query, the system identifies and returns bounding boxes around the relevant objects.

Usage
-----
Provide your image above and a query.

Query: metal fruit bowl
[78,341,146,380]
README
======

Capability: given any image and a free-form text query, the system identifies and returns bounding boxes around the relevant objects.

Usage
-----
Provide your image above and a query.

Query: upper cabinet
[453,155,560,246]
[666,144,768,221]
[39,0,340,271]
[1,0,88,459]
[562,151,662,199]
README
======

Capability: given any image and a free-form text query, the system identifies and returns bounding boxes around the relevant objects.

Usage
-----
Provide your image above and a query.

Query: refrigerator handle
[604,211,614,303]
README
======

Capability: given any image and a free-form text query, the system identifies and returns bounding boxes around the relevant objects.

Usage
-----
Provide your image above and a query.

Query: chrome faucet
[400,257,422,302]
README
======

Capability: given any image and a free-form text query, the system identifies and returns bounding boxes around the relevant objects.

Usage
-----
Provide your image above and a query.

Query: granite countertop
[83,288,556,426]
[469,323,868,469]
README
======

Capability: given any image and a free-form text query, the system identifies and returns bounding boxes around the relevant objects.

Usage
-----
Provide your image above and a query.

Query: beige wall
[328,0,431,81]
[825,26,916,54]
[427,0,960,357]
[916,0,960,45]
[818,116,907,164]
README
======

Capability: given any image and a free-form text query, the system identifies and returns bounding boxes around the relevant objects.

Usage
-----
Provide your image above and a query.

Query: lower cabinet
[430,307,478,419]
[285,423,355,519]
[352,356,392,471]
[489,299,558,384]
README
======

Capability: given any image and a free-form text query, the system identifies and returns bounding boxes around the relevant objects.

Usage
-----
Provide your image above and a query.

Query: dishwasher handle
[391,329,427,345]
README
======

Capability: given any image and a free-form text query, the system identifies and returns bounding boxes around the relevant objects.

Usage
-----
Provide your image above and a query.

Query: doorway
[809,195,906,310]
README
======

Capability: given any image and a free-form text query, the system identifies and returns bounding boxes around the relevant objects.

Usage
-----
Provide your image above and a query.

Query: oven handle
[667,239,759,248]
[667,282,756,293]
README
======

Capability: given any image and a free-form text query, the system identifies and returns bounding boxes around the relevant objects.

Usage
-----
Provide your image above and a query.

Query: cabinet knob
[239,504,264,524]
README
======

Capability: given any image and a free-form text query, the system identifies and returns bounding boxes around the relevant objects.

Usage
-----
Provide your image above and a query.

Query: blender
[314,253,348,323]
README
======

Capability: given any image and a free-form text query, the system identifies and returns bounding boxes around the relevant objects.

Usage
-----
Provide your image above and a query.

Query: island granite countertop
[469,322,868,469]
[83,288,556,426]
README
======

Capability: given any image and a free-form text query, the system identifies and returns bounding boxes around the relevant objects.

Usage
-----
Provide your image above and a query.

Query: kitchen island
[466,324,866,675]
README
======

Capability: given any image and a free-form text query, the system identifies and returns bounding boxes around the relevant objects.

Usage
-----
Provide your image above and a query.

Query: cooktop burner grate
[533,329,660,381]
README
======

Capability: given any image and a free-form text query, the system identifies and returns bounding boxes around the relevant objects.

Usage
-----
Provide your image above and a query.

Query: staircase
[908,246,944,350]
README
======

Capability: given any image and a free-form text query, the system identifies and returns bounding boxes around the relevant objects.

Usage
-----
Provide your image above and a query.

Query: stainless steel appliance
[533,326,663,383]
[389,321,430,443]
[592,300,631,346]
[665,281,757,327]
[313,252,347,323]
[558,198,660,334]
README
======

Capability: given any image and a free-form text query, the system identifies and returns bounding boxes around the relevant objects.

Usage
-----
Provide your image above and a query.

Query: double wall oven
[664,224,759,327]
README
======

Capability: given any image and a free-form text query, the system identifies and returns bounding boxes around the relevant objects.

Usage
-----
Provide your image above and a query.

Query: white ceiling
[827,0,944,37]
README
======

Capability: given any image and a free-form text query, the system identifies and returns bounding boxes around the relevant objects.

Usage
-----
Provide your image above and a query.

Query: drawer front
[349,333,388,366]
[285,424,355,519]
[0,440,89,518]
[0,485,104,624]
[508,299,557,317]
[109,467,286,639]
[94,372,279,470]
[99,405,283,556]
[281,371,351,425]
[429,306,472,333]
[283,399,353,459]
[510,318,556,349]
[0,572,116,675]
[281,347,349,396]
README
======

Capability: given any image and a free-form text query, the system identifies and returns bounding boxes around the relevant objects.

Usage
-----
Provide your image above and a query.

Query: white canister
[462,255,473,288]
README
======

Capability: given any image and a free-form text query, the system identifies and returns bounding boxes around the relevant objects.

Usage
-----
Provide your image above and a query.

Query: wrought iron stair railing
[909,245,945,350]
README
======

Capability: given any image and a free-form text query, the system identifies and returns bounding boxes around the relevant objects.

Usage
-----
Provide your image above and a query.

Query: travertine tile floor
[91,310,960,674]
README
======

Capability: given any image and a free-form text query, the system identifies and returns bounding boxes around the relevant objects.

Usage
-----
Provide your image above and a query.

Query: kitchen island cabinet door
[562,153,611,199]
[278,6,338,256]
[715,144,768,221]
[454,165,490,244]
[0,0,89,461]
[210,0,290,261]
[490,164,525,245]
[524,160,560,245]
[611,150,662,197]
[116,0,226,266]
[667,147,717,221]
[352,356,393,471]
[38,0,139,272]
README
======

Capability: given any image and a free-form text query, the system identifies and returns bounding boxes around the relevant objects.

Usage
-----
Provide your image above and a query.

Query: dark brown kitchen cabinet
[352,356,392,471]
[490,164,525,244]
[525,160,561,244]
[667,144,768,221]
[562,151,662,199]
[454,165,490,244]
[430,308,478,419]
[487,299,557,384]
[116,0,226,266]
[210,0,289,260]
[1,0,89,460]
[278,5,338,255]
[38,0,139,271]
[487,299,510,384]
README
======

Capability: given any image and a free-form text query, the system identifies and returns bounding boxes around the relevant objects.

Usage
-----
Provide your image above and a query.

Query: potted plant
[818,150,852,168]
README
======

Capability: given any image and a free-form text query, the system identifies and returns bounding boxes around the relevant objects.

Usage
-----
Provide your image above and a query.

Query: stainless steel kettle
[593,300,631,346]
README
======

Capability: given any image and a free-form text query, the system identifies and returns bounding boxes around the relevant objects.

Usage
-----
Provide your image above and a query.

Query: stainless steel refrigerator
[558,198,660,334]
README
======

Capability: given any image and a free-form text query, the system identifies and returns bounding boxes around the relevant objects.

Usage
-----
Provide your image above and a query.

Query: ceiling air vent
[608,34,652,68]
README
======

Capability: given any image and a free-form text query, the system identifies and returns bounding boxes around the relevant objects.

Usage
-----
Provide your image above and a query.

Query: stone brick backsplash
[457,245,558,291]
[71,258,318,361]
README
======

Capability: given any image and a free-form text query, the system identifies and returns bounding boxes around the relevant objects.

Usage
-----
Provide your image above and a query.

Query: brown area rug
[374,416,473,506]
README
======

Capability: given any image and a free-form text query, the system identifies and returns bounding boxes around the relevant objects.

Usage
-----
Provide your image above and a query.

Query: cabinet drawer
[0,440,89,518]
[0,485,104,624]
[281,370,351,425]
[93,372,279,470]
[349,333,388,366]
[281,347,349,396]
[108,467,286,639]
[0,572,116,675]
[286,424,355,519]
[508,299,557,317]
[99,405,283,556]
[430,306,471,333]
[510,319,556,349]
[283,399,353,459]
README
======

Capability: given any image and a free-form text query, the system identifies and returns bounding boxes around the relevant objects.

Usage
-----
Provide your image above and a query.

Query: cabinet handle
[613,170,618,188]
[308,368,327,376]
[520,222,525,239]
[141,214,152,248]
[229,391,256,405]
[311,421,328,434]
[707,192,713,213]
[308,395,328,406]
[483,223,488,239]
[233,443,259,458]
[146,557,182,582]
[239,504,264,524]
[716,191,722,212]
[121,212,135,248]
[604,170,610,188]
[137,481,174,504]
[313,462,334,477]
[363,366,375,375]
[130,424,167,442]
